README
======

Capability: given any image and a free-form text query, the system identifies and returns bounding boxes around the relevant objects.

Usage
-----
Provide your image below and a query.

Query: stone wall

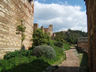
[33,23,38,32]
[77,42,88,52]
[42,25,53,37]
[0,0,34,59]
[77,37,88,52]
[33,23,53,37]
[85,0,96,72]
[48,25,53,37]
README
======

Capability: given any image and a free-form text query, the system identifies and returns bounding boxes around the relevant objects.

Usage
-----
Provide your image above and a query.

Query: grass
[63,43,70,51]
[0,43,70,72]
[0,58,50,72]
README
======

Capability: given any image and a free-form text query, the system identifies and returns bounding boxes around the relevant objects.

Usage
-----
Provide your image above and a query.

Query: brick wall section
[85,0,96,72]
[0,0,34,59]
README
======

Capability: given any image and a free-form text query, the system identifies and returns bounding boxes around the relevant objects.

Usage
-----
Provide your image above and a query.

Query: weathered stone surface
[0,0,34,59]
[77,37,88,52]
[85,0,96,72]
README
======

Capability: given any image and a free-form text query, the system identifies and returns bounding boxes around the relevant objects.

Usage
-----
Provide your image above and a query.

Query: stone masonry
[77,37,88,53]
[33,23,53,37]
[0,0,34,58]
[85,0,96,72]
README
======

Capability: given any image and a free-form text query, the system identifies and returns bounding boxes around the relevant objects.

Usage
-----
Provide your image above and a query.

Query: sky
[34,0,87,32]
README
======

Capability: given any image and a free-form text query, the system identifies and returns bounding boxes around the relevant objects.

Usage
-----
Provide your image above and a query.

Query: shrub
[54,41,63,48]
[32,45,56,59]
[33,29,51,46]
[16,20,26,47]
[4,50,33,60]
[47,40,54,46]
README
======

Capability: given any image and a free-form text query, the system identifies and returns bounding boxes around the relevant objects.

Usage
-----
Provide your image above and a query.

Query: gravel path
[55,48,80,72]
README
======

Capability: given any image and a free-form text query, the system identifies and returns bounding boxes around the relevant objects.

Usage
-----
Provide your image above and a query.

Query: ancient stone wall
[77,37,88,53]
[48,25,53,37]
[0,0,34,58]
[43,25,53,37]
[85,0,96,72]
[33,23,53,37]
[77,42,88,52]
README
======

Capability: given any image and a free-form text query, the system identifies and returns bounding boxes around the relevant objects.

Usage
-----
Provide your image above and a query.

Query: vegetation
[4,50,32,60]
[0,28,71,72]
[16,20,26,47]
[32,45,56,59]
[54,29,88,44]
[54,41,63,48]
[32,29,50,46]
[0,44,68,72]
[0,56,50,72]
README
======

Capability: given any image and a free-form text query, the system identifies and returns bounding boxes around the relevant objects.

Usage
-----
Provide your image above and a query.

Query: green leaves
[16,20,26,46]
[54,29,88,44]
[33,29,51,46]
[16,24,26,32]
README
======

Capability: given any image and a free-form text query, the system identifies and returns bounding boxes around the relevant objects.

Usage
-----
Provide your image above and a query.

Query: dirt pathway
[55,48,80,72]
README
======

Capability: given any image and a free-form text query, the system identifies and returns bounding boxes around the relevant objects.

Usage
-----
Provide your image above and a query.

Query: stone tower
[33,23,38,32]
[41,26,44,32]
[48,24,53,37]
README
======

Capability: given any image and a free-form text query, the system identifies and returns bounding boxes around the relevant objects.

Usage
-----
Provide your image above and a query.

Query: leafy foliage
[54,29,88,44]
[54,41,63,48]
[4,50,32,60]
[0,42,69,72]
[33,29,51,46]
[16,20,26,44]
[32,45,56,59]
[16,24,26,33]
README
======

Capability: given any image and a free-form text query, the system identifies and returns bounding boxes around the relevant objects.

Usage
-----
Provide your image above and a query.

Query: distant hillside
[54,29,88,44]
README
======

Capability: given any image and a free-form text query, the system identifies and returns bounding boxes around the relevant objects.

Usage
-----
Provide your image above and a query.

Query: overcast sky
[34,0,87,32]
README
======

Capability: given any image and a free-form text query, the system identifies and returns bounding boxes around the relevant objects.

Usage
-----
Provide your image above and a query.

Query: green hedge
[4,50,33,60]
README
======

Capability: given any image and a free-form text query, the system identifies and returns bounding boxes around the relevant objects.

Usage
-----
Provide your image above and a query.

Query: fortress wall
[85,0,96,72]
[0,0,34,58]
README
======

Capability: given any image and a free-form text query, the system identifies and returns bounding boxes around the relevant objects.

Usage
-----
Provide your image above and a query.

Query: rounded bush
[54,41,63,48]
[32,45,56,59]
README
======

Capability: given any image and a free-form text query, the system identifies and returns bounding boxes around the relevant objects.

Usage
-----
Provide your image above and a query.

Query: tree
[16,20,26,48]
[32,29,50,46]
[54,29,88,44]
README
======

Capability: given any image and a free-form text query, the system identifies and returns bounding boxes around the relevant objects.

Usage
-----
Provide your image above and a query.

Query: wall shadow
[54,66,79,72]
[3,59,50,72]
[75,46,89,72]
[79,53,89,72]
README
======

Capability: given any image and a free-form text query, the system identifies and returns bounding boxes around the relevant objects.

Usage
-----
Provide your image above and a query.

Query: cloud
[34,1,87,32]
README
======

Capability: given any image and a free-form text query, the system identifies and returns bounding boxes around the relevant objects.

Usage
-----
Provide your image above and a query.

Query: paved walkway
[55,48,80,72]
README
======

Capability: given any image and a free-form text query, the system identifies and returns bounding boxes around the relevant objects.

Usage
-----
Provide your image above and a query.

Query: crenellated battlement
[33,23,53,37]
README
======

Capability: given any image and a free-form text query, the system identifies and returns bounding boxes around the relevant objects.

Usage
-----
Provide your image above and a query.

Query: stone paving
[55,48,80,72]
